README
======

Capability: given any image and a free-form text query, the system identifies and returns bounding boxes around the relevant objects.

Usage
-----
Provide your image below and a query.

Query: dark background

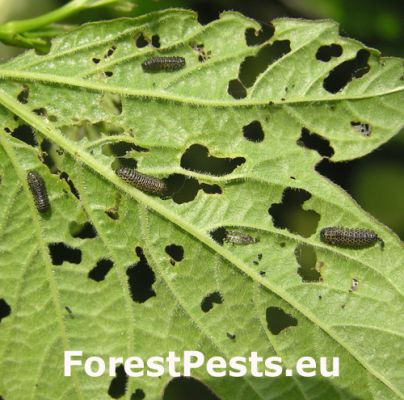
[1,0,403,243]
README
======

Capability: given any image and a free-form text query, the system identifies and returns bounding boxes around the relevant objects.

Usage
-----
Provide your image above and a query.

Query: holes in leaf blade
[69,221,97,239]
[165,244,184,263]
[60,172,80,199]
[88,259,114,282]
[243,120,265,142]
[136,33,148,48]
[151,34,160,48]
[11,125,37,147]
[209,227,227,245]
[268,188,320,237]
[131,389,145,400]
[297,128,334,157]
[316,44,343,62]
[201,291,223,313]
[106,141,149,157]
[181,144,245,176]
[163,376,220,400]
[17,86,29,104]
[323,49,370,93]
[108,364,128,399]
[294,244,321,282]
[0,298,11,322]
[239,40,291,88]
[164,174,222,204]
[245,23,274,46]
[105,45,117,58]
[112,158,138,170]
[266,306,297,335]
[228,79,247,99]
[48,243,82,265]
[126,247,156,303]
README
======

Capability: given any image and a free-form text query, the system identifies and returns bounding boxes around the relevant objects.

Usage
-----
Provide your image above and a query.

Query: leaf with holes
[0,9,403,400]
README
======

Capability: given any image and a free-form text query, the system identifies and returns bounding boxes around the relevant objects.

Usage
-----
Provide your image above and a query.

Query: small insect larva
[351,278,359,292]
[115,167,166,195]
[320,227,383,249]
[224,230,259,245]
[27,171,50,213]
[141,56,186,72]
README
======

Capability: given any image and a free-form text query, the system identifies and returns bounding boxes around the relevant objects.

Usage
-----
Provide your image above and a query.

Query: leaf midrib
[0,88,402,399]
[0,70,402,105]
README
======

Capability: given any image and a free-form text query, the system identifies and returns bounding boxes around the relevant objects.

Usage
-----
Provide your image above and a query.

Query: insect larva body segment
[320,227,383,249]
[115,167,166,195]
[224,230,259,245]
[141,56,186,72]
[27,171,50,213]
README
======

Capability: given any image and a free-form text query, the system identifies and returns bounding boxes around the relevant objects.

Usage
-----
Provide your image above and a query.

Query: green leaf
[0,8,403,400]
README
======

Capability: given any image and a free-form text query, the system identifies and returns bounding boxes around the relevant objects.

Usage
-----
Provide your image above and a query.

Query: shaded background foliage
[1,0,402,240]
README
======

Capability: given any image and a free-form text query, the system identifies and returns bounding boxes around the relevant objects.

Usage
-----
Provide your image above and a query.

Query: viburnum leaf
[0,9,403,400]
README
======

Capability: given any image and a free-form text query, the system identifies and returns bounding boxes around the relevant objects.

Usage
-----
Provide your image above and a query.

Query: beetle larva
[320,227,383,249]
[224,230,259,245]
[27,171,50,213]
[115,167,166,195]
[141,56,186,72]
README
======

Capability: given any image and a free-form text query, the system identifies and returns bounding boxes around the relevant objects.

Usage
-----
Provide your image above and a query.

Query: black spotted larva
[320,227,383,249]
[224,230,259,245]
[27,171,50,213]
[115,167,166,195]
[141,56,186,72]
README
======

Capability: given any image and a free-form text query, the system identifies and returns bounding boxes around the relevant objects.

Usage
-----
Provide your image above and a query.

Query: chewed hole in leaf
[108,364,128,399]
[69,221,97,239]
[243,120,265,142]
[0,298,11,322]
[17,86,29,104]
[226,332,236,340]
[104,141,149,157]
[60,172,80,199]
[268,188,320,237]
[200,183,222,194]
[316,44,343,62]
[131,389,145,400]
[297,128,334,157]
[266,306,298,335]
[164,174,200,204]
[351,121,372,137]
[136,33,149,48]
[105,45,117,58]
[33,108,48,117]
[181,144,245,176]
[92,57,100,64]
[239,40,291,88]
[88,258,113,281]
[192,43,211,62]
[323,49,370,93]
[165,244,184,263]
[126,247,156,303]
[40,139,58,173]
[112,158,137,170]
[245,23,274,46]
[104,71,114,78]
[10,124,37,147]
[151,34,160,48]
[48,243,82,265]
[163,376,220,400]
[209,227,227,245]
[294,244,322,282]
[201,291,223,312]
[227,79,247,99]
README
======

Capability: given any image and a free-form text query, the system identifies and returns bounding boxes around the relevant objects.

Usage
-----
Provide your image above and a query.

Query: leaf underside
[0,9,403,400]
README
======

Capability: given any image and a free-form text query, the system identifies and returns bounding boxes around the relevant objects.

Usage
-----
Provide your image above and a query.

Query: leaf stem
[0,0,119,49]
